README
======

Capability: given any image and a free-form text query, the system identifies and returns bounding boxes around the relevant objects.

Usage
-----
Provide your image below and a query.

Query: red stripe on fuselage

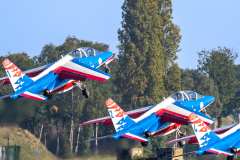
[50,80,76,94]
[151,123,181,136]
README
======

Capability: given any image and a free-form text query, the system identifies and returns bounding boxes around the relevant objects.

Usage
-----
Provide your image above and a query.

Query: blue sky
[0,0,240,69]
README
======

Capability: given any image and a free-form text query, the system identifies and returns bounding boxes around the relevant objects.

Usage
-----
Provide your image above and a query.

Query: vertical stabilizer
[2,59,33,91]
[105,98,135,132]
[189,113,220,148]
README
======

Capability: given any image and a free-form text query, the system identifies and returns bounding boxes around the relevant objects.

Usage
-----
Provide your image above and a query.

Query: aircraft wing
[54,62,110,82]
[155,106,214,126]
[165,123,237,145]
[58,70,86,81]
[0,63,53,85]
[79,104,156,126]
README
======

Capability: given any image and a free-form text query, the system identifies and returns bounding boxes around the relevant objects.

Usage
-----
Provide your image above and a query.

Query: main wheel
[178,141,185,148]
[82,88,89,98]
[141,141,148,147]
[145,131,151,138]
[227,147,237,160]
[43,89,52,99]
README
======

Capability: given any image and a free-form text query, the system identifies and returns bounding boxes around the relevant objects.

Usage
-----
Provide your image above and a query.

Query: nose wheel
[103,64,110,74]
[73,81,89,98]
[176,127,186,148]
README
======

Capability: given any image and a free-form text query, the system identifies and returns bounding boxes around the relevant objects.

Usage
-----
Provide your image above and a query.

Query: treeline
[0,0,239,158]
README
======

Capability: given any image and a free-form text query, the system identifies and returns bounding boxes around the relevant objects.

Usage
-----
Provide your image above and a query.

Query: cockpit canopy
[170,90,204,101]
[69,47,102,58]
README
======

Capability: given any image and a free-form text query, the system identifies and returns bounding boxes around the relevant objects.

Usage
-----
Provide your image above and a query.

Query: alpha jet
[80,90,215,147]
[0,47,114,101]
[167,113,240,160]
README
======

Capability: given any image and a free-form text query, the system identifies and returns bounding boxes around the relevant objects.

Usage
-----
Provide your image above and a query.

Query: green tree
[164,62,181,96]
[194,74,222,119]
[117,0,181,110]
[198,47,238,127]
[180,69,195,90]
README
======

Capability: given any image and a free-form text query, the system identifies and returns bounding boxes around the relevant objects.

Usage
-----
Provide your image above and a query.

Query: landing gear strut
[176,127,186,148]
[43,89,52,99]
[73,81,89,98]
[103,64,110,74]
[201,108,207,115]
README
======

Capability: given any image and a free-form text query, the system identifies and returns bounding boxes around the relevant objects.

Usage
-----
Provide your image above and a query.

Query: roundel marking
[200,102,204,109]
[98,58,102,65]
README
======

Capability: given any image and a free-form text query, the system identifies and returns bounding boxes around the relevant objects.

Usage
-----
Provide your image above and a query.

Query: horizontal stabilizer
[20,91,48,101]
[0,94,11,99]
[121,132,149,142]
[85,134,113,142]
[205,149,235,156]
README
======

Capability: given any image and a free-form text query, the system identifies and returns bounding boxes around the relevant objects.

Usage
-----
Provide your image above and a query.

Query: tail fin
[189,113,220,148]
[2,59,34,91]
[105,98,135,132]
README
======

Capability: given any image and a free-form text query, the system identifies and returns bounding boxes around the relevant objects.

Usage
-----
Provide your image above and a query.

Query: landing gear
[176,127,186,148]
[140,131,151,147]
[141,141,148,147]
[43,89,52,99]
[82,86,89,98]
[73,81,89,98]
[103,64,110,74]
[227,148,237,160]
[201,108,207,115]
[145,131,151,138]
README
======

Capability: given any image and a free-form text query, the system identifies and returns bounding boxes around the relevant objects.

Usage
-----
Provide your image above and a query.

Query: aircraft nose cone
[203,96,215,107]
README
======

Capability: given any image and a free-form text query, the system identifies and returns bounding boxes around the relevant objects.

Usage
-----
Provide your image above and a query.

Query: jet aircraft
[166,112,240,160]
[80,90,215,146]
[0,47,114,101]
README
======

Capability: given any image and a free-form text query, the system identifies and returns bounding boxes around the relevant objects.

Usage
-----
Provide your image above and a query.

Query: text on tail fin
[2,59,33,91]
[189,112,220,148]
[105,98,135,132]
